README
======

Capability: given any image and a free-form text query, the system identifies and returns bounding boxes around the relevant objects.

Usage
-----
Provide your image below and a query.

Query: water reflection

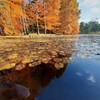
[0,82,30,100]
[0,63,67,100]
[0,35,100,100]
[74,35,100,60]
[34,35,100,100]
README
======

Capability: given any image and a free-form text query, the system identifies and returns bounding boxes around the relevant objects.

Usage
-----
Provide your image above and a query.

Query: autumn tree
[41,0,61,34]
[0,0,80,35]
[0,0,25,35]
[26,0,61,34]
[59,0,80,34]
[0,2,5,35]
[26,0,44,34]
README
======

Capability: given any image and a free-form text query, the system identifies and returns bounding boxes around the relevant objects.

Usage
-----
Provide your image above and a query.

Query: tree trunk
[43,0,47,34]
[36,6,40,35]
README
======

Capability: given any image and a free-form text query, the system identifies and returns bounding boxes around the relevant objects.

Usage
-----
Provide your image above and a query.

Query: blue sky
[77,0,100,23]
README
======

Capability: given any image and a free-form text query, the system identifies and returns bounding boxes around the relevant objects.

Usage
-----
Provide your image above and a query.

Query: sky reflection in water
[36,35,100,100]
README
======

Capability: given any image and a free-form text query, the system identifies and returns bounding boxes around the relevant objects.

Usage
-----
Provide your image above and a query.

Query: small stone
[33,56,39,60]
[6,48,13,52]
[62,57,68,64]
[53,58,62,62]
[29,61,41,67]
[38,47,44,50]
[41,58,49,63]
[51,51,57,56]
[31,52,37,55]
[96,53,100,55]
[58,51,66,57]
[15,64,25,71]
[55,63,64,69]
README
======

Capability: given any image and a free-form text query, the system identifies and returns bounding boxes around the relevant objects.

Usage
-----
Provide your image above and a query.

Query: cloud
[91,7,100,13]
[80,0,100,7]
[77,0,100,22]
[76,72,82,77]
[87,74,96,83]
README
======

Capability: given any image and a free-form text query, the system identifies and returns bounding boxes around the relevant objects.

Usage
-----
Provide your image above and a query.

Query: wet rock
[15,64,25,71]
[50,51,58,56]
[41,58,49,64]
[38,47,45,50]
[53,58,63,63]
[0,82,30,99]
[29,61,41,67]
[15,84,30,98]
[55,63,64,69]
[32,56,39,61]
[31,52,37,55]
[58,51,66,57]
[96,53,100,55]
[62,57,68,64]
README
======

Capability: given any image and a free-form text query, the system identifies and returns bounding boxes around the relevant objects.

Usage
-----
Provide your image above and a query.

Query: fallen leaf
[8,54,18,59]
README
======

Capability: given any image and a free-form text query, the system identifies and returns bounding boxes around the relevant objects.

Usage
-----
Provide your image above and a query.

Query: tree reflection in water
[0,63,68,100]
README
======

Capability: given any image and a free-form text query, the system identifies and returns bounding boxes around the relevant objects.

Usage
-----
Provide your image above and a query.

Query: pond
[0,35,100,100]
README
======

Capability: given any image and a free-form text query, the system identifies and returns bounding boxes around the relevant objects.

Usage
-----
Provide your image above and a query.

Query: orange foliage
[59,0,80,34]
[0,0,80,35]
[0,0,24,35]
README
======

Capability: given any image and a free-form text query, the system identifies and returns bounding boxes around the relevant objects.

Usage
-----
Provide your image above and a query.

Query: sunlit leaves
[59,0,80,34]
[22,58,31,64]
[0,63,16,70]
[0,0,24,35]
[0,0,80,35]
[8,53,18,59]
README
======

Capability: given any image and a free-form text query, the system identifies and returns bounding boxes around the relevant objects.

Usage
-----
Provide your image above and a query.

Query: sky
[77,0,100,23]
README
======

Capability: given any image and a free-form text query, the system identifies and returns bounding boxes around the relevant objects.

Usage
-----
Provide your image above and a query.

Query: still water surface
[36,35,100,100]
[0,35,100,100]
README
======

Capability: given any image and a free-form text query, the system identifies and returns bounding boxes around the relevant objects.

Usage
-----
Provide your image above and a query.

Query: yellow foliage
[8,53,18,59]
[0,0,80,35]
[0,63,16,70]
[22,58,31,64]
[0,57,4,62]
[0,0,24,35]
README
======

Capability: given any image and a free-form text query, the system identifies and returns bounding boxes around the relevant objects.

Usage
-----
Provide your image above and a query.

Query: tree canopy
[80,21,100,34]
[0,0,80,35]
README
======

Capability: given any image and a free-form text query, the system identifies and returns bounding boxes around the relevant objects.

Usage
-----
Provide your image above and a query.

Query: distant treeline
[80,21,100,34]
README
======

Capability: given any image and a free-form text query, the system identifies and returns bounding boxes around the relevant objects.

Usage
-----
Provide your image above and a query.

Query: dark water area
[0,35,100,100]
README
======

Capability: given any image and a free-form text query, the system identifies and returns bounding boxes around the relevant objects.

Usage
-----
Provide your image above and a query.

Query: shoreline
[0,35,76,71]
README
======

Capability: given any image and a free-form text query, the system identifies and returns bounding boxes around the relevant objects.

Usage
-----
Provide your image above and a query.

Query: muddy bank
[0,35,77,71]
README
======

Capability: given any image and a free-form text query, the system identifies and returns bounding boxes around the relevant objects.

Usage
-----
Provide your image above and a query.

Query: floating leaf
[22,58,31,64]
[55,63,64,69]
[31,52,37,55]
[15,64,25,71]
[0,63,16,70]
[0,57,4,62]
[41,58,49,63]
[8,54,18,59]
